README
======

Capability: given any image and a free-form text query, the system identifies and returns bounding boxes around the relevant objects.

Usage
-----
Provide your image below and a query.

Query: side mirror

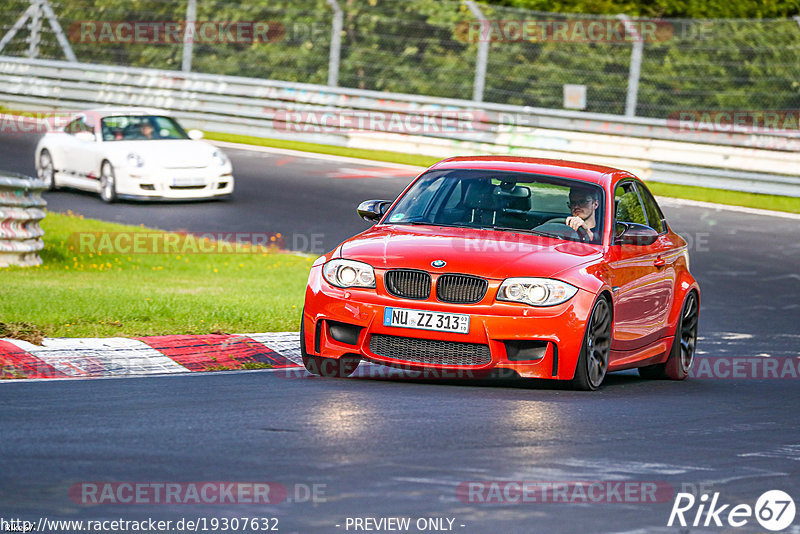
[188,129,204,140]
[357,200,392,222]
[74,131,96,142]
[615,222,659,246]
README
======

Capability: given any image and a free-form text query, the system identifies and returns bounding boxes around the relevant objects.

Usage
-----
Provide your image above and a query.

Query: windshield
[383,169,606,243]
[100,115,190,141]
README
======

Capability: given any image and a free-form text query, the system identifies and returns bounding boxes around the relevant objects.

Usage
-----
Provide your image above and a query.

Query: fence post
[27,0,43,59]
[464,0,488,102]
[182,0,197,73]
[326,0,343,86]
[618,14,643,117]
[40,0,77,62]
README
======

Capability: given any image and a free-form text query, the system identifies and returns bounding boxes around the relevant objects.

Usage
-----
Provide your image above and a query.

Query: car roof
[428,156,633,188]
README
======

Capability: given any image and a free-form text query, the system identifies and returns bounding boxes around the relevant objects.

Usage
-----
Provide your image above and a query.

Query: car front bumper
[303,266,596,380]
[115,166,234,199]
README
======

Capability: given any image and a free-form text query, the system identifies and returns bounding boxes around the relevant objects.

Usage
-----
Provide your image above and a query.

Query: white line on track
[656,196,800,220]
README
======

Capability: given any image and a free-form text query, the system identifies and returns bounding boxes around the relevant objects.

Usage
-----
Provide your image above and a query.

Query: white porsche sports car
[35,108,234,202]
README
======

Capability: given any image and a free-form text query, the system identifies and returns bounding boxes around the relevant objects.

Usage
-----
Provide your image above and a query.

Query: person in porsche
[302,156,699,390]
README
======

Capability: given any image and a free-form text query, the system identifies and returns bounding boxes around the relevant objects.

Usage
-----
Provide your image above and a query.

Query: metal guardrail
[0,172,46,267]
[0,56,798,197]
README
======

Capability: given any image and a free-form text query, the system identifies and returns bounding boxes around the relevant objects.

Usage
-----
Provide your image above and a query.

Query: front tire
[571,296,612,391]
[300,313,360,378]
[100,161,117,203]
[38,149,57,190]
[639,291,699,380]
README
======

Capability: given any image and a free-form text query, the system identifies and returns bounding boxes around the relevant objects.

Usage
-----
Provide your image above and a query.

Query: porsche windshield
[383,169,606,243]
[100,115,190,141]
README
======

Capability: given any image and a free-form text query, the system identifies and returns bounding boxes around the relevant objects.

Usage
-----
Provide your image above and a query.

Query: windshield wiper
[401,221,479,229]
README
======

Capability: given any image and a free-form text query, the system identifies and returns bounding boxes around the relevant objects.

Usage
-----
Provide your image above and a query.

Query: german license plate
[172,178,205,186]
[383,307,470,334]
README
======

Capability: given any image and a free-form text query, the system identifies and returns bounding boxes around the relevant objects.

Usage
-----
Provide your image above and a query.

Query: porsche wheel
[300,315,360,378]
[99,161,117,203]
[38,150,57,190]
[639,291,698,380]
[571,296,612,391]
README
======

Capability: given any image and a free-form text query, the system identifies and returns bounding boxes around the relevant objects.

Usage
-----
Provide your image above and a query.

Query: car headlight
[497,278,578,306]
[127,153,144,167]
[212,150,229,166]
[322,259,375,288]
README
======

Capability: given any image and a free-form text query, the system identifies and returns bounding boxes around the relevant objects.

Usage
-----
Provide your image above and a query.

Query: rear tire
[570,296,612,391]
[300,313,360,378]
[638,291,699,380]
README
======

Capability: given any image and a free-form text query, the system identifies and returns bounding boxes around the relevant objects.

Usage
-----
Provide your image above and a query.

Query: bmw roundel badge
[431,260,446,268]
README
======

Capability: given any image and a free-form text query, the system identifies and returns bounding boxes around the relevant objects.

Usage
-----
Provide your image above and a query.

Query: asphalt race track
[2,131,800,533]
[0,135,416,253]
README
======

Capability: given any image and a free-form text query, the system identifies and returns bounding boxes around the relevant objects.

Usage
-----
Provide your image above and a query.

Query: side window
[152,116,179,138]
[65,117,93,135]
[614,182,647,226]
[64,118,84,134]
[636,184,665,233]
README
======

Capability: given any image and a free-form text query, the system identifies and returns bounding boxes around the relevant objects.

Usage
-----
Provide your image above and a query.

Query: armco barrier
[0,173,47,267]
[1,56,798,196]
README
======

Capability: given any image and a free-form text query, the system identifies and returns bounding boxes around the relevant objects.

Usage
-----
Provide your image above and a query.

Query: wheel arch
[668,272,700,334]
[564,289,614,381]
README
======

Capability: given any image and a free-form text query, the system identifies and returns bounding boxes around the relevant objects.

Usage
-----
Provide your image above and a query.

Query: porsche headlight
[322,259,375,288]
[127,153,144,167]
[212,150,229,166]
[497,278,578,307]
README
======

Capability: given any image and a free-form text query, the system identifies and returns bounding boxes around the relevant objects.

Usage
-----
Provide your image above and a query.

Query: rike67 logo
[668,490,796,531]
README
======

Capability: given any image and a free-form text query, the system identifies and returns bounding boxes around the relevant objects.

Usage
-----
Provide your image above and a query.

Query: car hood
[105,140,219,168]
[339,225,602,279]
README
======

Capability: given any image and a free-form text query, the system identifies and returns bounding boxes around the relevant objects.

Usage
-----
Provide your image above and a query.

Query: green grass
[204,131,440,168]
[645,182,800,214]
[0,212,310,338]
[206,131,800,214]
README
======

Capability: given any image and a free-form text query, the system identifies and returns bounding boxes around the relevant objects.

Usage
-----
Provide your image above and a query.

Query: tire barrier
[0,172,47,267]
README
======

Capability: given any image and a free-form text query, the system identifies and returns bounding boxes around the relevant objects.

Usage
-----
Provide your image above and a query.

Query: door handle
[654,257,666,268]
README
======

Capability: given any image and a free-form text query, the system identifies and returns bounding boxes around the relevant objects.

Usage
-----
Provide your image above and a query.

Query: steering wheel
[537,218,592,242]
[533,219,582,241]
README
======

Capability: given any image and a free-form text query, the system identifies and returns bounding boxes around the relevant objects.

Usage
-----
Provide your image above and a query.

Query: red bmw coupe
[302,157,700,390]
